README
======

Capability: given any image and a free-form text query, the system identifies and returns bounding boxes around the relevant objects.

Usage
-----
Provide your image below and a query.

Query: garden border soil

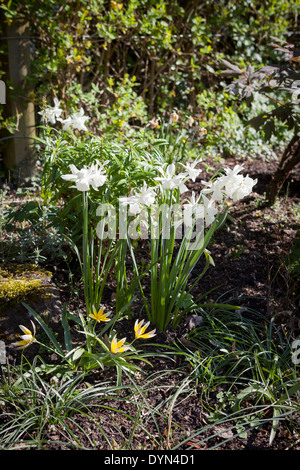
[1,156,300,450]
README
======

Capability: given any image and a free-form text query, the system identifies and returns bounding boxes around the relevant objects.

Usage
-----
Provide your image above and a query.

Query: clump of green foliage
[1,0,298,140]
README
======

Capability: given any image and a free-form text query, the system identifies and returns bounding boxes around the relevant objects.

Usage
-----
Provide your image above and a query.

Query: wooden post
[2,19,36,178]
[0,80,5,104]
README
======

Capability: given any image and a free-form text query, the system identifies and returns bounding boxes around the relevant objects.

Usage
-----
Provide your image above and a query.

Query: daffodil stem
[82,192,89,311]
[82,192,92,353]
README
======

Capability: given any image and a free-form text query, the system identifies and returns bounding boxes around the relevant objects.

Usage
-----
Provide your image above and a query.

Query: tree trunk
[2,19,36,178]
[266,133,300,205]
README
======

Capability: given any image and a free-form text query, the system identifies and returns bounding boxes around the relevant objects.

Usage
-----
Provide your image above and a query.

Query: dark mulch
[1,155,300,451]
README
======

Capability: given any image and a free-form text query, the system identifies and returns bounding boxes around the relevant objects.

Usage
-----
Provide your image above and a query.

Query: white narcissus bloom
[188,116,195,127]
[202,194,219,226]
[183,191,200,210]
[201,165,257,203]
[119,196,140,216]
[89,160,109,189]
[216,165,257,202]
[219,164,245,198]
[135,182,156,207]
[170,111,179,124]
[201,179,225,202]
[60,108,89,131]
[119,182,157,215]
[38,97,63,124]
[154,163,188,194]
[179,191,204,228]
[61,161,107,192]
[199,127,207,139]
[148,117,160,129]
[181,157,202,182]
[231,174,258,202]
[176,191,218,229]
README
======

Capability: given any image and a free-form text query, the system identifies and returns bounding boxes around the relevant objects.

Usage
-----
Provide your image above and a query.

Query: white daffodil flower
[119,182,156,215]
[61,161,107,192]
[230,174,258,202]
[201,165,257,203]
[170,111,179,124]
[199,127,207,138]
[60,108,89,131]
[216,165,257,201]
[148,117,160,129]
[38,97,63,124]
[202,194,219,226]
[178,192,217,228]
[201,179,225,202]
[172,192,204,232]
[181,157,202,182]
[154,163,188,194]
[188,116,195,127]
[181,191,204,228]
[135,182,157,207]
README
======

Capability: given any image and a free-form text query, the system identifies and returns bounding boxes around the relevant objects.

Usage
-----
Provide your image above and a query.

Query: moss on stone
[0,263,52,279]
[0,263,53,315]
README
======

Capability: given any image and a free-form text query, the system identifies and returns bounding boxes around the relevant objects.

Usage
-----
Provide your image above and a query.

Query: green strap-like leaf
[22,302,64,357]
[61,304,73,353]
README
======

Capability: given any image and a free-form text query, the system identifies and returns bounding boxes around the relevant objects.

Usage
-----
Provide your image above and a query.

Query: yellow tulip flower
[90,305,110,323]
[110,335,131,354]
[12,321,36,350]
[134,320,156,340]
